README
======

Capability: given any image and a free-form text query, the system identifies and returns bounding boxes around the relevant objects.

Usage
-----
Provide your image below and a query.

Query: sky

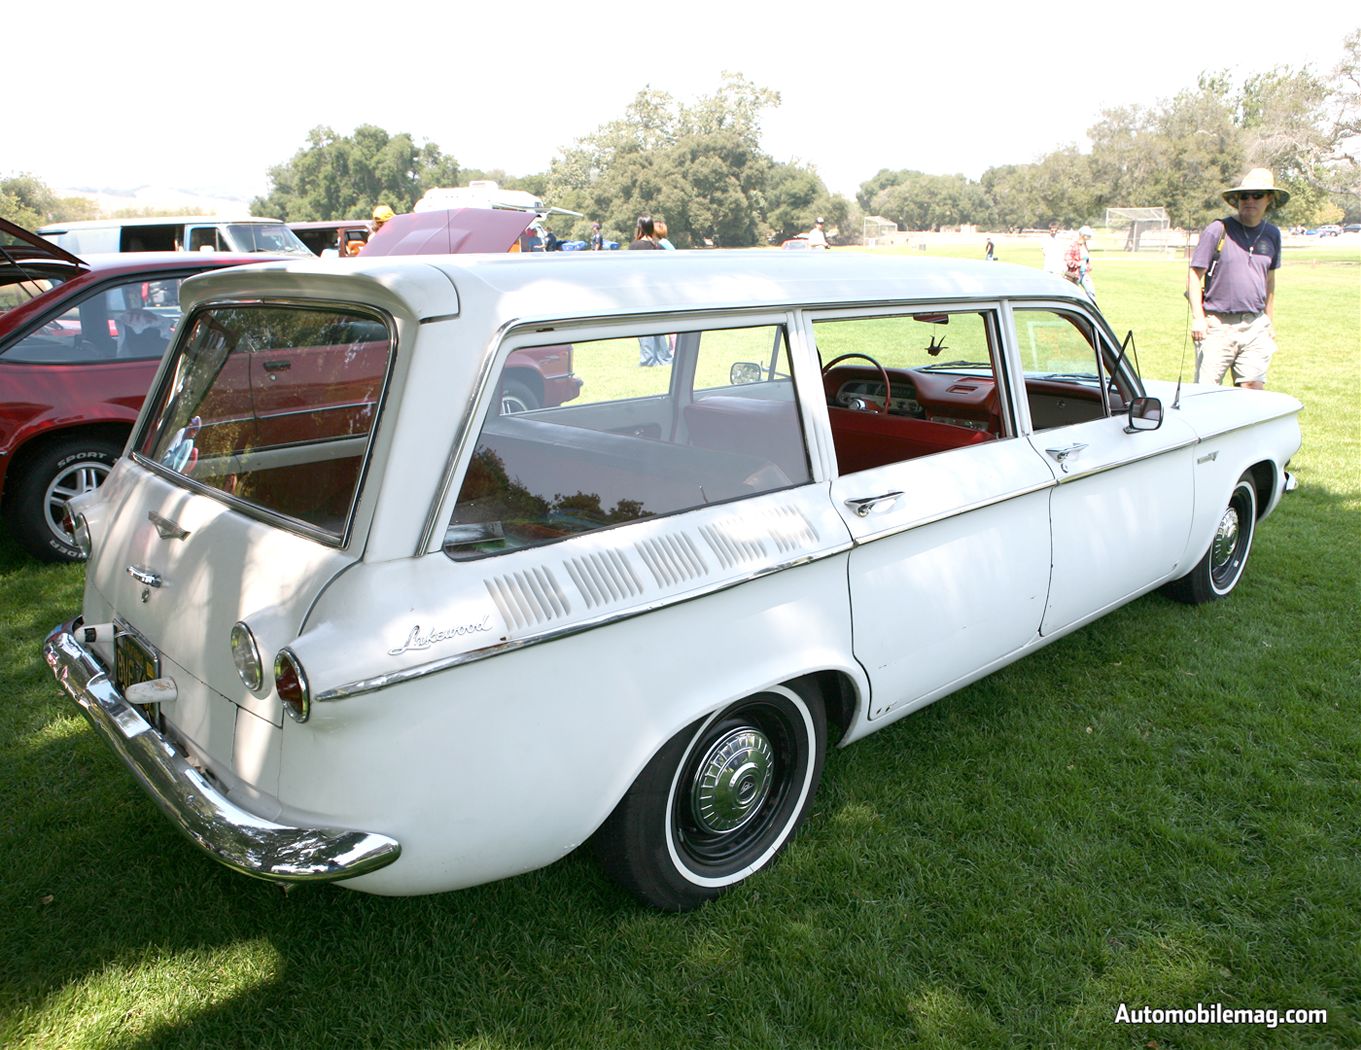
[8,1,1353,207]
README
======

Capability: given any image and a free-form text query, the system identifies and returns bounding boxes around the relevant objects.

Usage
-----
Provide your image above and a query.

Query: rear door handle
[262,360,291,372]
[844,491,903,517]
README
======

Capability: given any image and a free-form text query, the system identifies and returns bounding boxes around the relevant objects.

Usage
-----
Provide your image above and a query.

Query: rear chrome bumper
[43,620,401,883]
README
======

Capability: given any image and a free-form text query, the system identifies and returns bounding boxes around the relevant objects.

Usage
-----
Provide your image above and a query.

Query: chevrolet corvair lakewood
[45,251,1301,910]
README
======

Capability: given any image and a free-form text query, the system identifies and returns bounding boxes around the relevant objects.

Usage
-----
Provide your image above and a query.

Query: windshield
[221,223,313,255]
[136,304,394,543]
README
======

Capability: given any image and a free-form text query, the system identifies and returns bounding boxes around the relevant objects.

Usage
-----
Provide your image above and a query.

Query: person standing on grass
[1041,221,1066,275]
[1188,168,1287,389]
[1064,225,1097,301]
[629,216,670,366]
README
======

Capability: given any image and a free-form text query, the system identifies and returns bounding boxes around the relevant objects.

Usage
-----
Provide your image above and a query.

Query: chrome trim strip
[1053,436,1199,484]
[1186,405,1302,439]
[850,478,1055,544]
[44,622,400,882]
[317,542,854,702]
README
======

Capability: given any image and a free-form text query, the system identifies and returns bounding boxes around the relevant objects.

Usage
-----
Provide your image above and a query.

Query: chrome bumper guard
[44,621,401,883]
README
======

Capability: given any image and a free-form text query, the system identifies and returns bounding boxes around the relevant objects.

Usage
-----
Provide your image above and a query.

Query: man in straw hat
[1187,168,1288,389]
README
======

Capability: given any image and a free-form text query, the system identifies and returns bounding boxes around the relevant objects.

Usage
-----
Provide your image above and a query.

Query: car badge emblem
[149,511,191,541]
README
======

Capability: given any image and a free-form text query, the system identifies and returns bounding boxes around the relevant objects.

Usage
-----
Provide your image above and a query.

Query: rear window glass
[136,305,393,542]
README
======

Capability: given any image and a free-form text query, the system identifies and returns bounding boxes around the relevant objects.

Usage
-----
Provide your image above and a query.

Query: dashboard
[826,366,998,433]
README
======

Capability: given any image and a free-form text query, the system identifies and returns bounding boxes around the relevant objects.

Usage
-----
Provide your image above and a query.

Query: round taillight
[274,648,311,723]
[230,622,263,692]
[71,513,93,559]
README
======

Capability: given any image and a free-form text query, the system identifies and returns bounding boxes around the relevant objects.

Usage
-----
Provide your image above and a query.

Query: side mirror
[1124,396,1163,433]
[729,361,764,386]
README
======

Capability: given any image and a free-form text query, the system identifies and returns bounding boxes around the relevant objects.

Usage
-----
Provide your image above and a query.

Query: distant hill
[55,185,258,218]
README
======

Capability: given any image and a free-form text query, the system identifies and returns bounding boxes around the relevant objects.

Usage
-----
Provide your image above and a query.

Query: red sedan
[1,219,275,560]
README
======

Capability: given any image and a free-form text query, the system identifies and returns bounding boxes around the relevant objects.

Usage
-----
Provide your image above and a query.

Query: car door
[1007,303,1197,634]
[811,307,1055,722]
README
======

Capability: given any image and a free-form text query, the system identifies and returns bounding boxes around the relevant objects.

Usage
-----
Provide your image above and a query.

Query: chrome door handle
[1044,442,1088,473]
[844,491,904,517]
[126,565,163,588]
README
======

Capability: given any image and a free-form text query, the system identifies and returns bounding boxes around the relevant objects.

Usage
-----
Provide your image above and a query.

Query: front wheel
[596,682,826,911]
[1162,473,1258,604]
[6,435,123,561]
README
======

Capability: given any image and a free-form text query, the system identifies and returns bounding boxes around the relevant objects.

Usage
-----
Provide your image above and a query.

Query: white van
[36,216,313,256]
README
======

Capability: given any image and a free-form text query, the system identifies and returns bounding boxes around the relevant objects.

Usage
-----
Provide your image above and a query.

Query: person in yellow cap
[371,204,395,235]
[1188,169,1288,389]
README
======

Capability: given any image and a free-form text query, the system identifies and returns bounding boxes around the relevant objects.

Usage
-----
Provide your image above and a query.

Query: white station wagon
[45,251,1301,910]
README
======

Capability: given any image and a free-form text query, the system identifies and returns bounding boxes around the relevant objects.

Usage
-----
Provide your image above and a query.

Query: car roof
[177,250,1086,331]
[1,252,287,337]
[288,220,370,231]
[35,216,287,232]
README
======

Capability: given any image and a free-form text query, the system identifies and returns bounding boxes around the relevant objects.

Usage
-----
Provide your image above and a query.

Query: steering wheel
[822,352,893,415]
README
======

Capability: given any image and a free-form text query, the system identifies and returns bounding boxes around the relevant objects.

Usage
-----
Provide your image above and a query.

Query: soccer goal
[862,215,899,247]
[1105,207,1172,252]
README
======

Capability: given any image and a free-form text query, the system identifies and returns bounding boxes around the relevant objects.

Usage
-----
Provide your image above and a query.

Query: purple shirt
[1191,216,1281,314]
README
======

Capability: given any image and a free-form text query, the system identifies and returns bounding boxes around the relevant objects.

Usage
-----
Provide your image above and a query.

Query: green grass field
[1,245,1357,1049]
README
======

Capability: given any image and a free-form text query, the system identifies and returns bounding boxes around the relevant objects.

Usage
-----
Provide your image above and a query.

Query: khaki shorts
[1195,312,1278,386]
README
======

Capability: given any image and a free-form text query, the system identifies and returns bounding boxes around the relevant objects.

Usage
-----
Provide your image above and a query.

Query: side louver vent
[636,534,708,588]
[564,550,644,609]
[700,523,766,568]
[765,504,820,553]
[485,567,571,630]
[701,504,821,566]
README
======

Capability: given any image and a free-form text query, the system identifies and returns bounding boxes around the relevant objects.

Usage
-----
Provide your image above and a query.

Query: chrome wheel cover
[689,727,775,835]
[1211,505,1241,574]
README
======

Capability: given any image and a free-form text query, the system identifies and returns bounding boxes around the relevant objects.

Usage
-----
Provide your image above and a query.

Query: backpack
[1187,220,1229,301]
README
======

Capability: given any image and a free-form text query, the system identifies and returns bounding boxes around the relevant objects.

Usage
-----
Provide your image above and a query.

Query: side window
[446,323,809,559]
[1,276,184,364]
[1013,309,1127,431]
[812,311,1005,475]
[187,227,224,252]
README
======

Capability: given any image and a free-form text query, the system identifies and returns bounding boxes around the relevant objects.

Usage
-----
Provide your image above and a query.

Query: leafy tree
[1,174,99,228]
[252,125,461,221]
[546,74,851,247]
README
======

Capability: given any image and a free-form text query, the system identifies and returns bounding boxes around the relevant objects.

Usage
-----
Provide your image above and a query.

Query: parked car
[1343,224,1361,234]
[45,251,1300,910]
[288,220,371,256]
[1,218,282,560]
[36,216,313,256]
[1317,224,1342,237]
[362,207,583,410]
[362,206,549,256]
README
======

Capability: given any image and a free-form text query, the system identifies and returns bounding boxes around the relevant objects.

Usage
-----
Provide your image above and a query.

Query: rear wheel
[499,378,540,414]
[596,682,826,911]
[6,435,122,561]
[1163,473,1257,604]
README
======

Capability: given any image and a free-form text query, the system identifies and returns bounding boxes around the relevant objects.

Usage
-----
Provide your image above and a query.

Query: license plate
[114,624,160,695]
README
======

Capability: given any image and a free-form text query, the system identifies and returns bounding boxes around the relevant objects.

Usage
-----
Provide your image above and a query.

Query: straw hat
[1223,169,1290,208]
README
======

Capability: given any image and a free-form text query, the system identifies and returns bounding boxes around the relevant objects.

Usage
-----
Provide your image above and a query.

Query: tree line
[6,31,1357,245]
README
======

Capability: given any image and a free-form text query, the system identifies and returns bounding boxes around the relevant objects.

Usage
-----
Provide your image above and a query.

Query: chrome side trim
[1053,436,1199,485]
[851,478,1055,544]
[316,543,853,703]
[44,622,400,882]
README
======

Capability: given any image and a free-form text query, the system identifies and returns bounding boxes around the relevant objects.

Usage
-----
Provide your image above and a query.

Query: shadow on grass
[2,477,1357,1047]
